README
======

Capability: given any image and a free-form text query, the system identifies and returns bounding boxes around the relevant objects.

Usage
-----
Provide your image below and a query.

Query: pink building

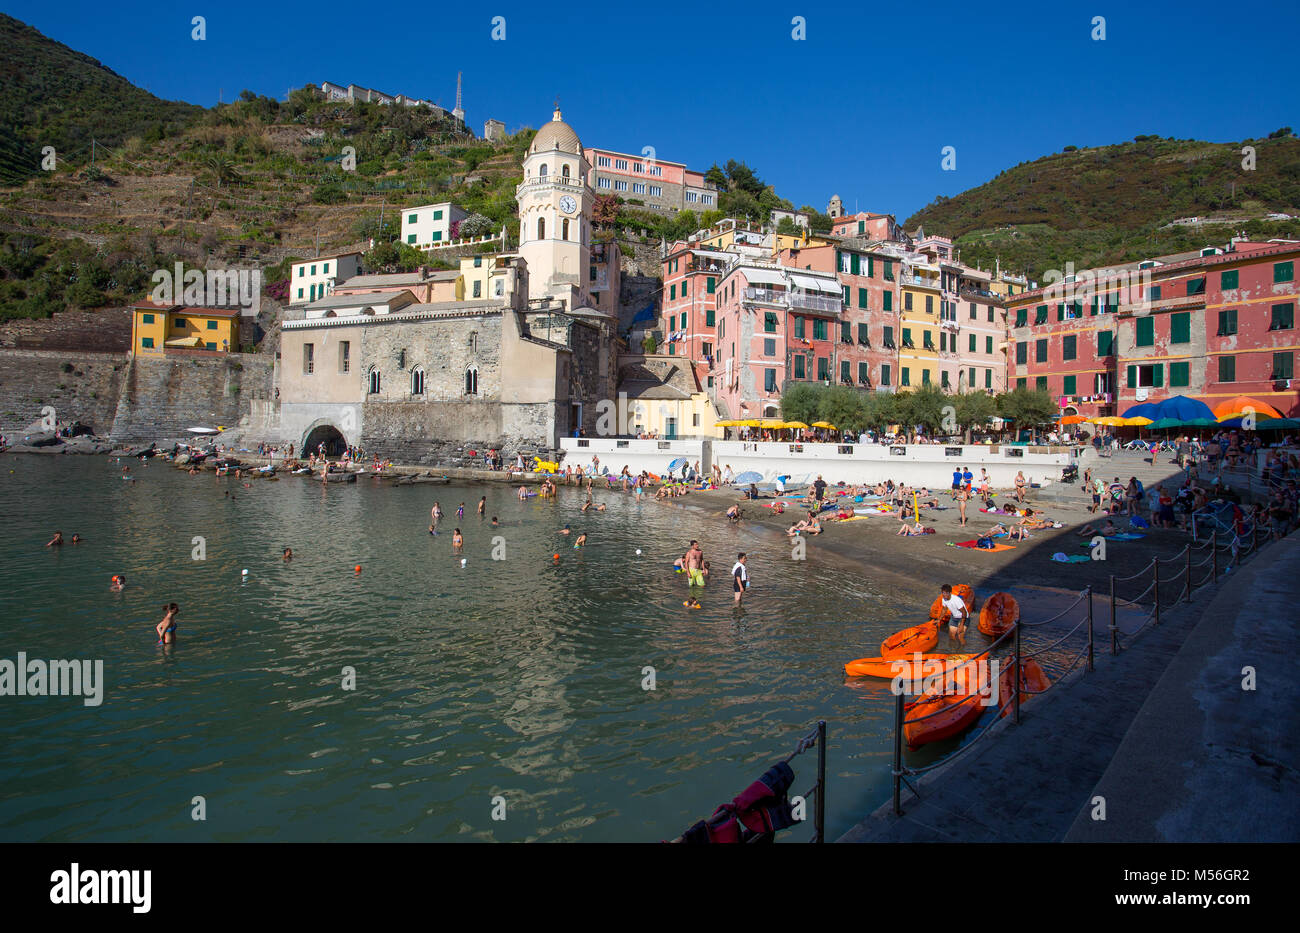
[661,241,729,389]
[830,212,907,244]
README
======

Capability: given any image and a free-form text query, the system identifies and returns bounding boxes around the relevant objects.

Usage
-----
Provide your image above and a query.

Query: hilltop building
[288,252,363,305]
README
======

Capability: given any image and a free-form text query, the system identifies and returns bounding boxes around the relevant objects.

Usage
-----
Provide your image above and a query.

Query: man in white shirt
[731,553,749,606]
[939,583,969,644]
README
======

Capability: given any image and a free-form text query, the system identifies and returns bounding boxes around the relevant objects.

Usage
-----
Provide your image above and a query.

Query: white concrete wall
[560,437,1073,487]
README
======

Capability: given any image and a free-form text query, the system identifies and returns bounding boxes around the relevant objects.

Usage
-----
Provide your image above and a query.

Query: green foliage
[779,383,821,425]
[362,240,427,273]
[776,216,801,236]
[907,135,1300,280]
[895,384,949,434]
[641,333,657,354]
[953,391,997,433]
[995,387,1057,426]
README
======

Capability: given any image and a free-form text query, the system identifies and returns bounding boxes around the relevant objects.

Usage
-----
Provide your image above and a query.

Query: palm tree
[201,153,242,188]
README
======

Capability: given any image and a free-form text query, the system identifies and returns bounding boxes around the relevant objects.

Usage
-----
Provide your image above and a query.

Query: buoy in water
[460,558,467,568]
[553,553,560,560]
[241,569,248,577]
[354,564,362,573]
[636,549,642,555]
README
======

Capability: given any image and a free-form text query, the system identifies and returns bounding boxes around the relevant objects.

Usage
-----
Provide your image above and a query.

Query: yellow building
[897,264,942,389]
[132,303,240,356]
[455,254,495,301]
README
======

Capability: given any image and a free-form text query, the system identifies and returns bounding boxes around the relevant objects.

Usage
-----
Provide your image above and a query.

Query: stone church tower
[515,107,593,309]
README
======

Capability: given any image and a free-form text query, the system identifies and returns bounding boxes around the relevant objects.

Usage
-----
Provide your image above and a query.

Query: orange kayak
[928,583,976,623]
[998,657,1051,718]
[904,690,988,748]
[844,652,975,680]
[978,592,1020,638]
[881,619,939,657]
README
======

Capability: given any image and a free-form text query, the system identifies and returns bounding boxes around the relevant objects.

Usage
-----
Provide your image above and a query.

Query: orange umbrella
[1058,415,1087,425]
[1212,396,1282,420]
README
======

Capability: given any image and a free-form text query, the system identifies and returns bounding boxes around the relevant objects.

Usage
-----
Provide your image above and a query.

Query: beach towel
[1079,533,1146,545]
[950,540,1017,552]
[1129,515,1150,529]
[1052,552,1092,563]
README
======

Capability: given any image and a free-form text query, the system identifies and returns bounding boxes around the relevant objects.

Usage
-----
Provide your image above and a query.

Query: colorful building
[131,302,240,356]
[897,257,942,389]
[401,202,469,250]
[288,252,362,305]
[1004,238,1300,419]
[661,242,728,388]
[583,147,718,213]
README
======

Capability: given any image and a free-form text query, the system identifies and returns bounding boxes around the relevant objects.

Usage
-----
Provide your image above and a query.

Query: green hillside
[0,13,204,185]
[906,134,1300,280]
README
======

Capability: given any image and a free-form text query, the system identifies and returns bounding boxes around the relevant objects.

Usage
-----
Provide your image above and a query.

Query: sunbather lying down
[788,517,822,535]
[1076,520,1119,537]
[896,522,934,536]
[988,522,1030,541]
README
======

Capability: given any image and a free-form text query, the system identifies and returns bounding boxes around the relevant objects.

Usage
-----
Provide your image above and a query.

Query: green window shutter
[1016,378,1026,390]
[1098,330,1113,356]
[1221,270,1238,290]
[1035,338,1047,363]
[683,280,689,297]
[968,333,976,352]
[1090,297,1098,316]
[1015,308,1027,327]
[1016,341,1027,364]
[1062,335,1076,360]
[1056,303,1065,322]
[680,313,687,329]
[868,256,875,278]
[408,214,417,223]
[986,336,993,354]
[883,325,893,345]
[859,362,869,383]
[902,327,912,345]
[433,210,443,220]
[1035,305,1048,324]
[1219,356,1235,382]
[985,369,992,388]
[835,250,843,271]
[1136,317,1154,346]
[1151,364,1164,388]
[841,360,850,382]
[1170,312,1190,343]
[850,253,860,275]
[706,309,715,326]
[1127,364,1137,387]
[706,277,715,294]
[814,319,827,340]
[881,364,891,386]
[883,291,892,311]
[1063,375,1076,394]
[843,286,851,306]
[1148,285,1161,300]
[1035,376,1047,390]
[1170,362,1189,387]
[1275,261,1294,283]
[431,232,441,242]
[1187,277,1205,295]
[901,367,910,386]
[795,317,805,338]
[922,369,931,385]
[858,288,868,309]
[1272,303,1295,330]
[794,356,804,378]
[858,323,868,343]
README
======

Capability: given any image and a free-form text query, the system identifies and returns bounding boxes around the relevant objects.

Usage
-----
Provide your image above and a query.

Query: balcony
[901,275,940,289]
[960,286,997,300]
[742,287,840,315]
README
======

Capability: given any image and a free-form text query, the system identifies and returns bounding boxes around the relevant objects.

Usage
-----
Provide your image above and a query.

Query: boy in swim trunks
[939,584,968,644]
[732,553,749,605]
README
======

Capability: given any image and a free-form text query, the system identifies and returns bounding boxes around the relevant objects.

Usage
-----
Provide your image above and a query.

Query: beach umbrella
[1212,396,1283,420]
[714,419,739,427]
[785,421,810,429]
[811,421,836,429]
[1120,402,1160,419]
[758,419,787,429]
[1088,416,1126,426]
[1119,417,1153,426]
[1256,417,1300,430]
[734,470,763,484]
[1058,415,1087,425]
[1151,395,1216,422]
[668,457,687,471]
[1147,417,1216,430]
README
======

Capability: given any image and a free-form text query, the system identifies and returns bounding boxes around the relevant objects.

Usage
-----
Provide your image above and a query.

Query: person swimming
[45,531,63,547]
[574,532,587,548]
[70,534,82,544]
[283,547,293,561]
[110,574,125,591]
[478,497,486,517]
[456,503,465,519]
[452,528,463,549]
[491,516,499,526]
[156,603,180,645]
[559,525,571,535]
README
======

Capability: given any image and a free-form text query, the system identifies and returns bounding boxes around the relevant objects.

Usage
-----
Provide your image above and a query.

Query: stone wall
[109,353,275,443]
[0,349,130,439]
[0,308,133,352]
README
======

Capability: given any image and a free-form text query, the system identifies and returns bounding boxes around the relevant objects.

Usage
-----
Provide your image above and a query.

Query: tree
[781,383,821,426]
[895,384,948,438]
[1268,127,1294,139]
[704,163,728,189]
[641,333,657,354]
[592,194,619,226]
[459,212,494,238]
[996,387,1057,435]
[202,153,242,188]
[861,391,901,431]
[718,189,761,222]
[724,160,764,196]
[363,240,426,273]
[953,391,997,442]
[776,217,801,237]
[818,386,866,433]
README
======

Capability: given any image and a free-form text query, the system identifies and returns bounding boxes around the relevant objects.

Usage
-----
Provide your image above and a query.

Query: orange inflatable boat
[997,657,1051,718]
[881,619,939,658]
[978,592,1020,638]
[928,583,975,623]
[844,652,975,681]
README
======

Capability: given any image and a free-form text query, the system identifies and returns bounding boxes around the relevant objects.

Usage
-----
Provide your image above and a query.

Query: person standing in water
[685,541,706,588]
[431,502,443,530]
[156,603,180,645]
[456,503,465,519]
[452,528,463,550]
[731,553,749,606]
[477,497,486,517]
[939,584,969,644]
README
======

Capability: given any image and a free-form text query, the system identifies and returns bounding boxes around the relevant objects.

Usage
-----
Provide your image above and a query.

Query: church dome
[530,108,581,154]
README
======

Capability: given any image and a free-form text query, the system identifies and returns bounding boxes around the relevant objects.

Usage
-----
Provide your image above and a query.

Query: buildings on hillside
[1004,238,1300,420]
[400,202,470,250]
[583,147,719,214]
[288,253,363,305]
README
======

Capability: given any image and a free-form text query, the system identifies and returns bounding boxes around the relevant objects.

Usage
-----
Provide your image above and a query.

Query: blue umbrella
[668,457,687,471]
[734,470,763,484]
[1151,395,1215,421]
[1121,401,1161,419]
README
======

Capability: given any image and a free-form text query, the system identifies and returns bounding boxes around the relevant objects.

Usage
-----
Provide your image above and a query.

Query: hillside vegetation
[906,134,1300,279]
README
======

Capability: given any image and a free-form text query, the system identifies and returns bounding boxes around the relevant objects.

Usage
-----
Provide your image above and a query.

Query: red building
[1005,238,1300,419]
[660,241,728,389]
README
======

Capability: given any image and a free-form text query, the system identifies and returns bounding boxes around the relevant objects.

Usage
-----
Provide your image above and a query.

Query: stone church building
[276,108,621,461]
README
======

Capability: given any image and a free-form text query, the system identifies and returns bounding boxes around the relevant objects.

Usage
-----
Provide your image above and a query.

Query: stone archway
[303,421,348,457]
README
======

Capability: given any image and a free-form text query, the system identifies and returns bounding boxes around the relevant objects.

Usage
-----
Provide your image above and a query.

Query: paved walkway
[838,534,1299,843]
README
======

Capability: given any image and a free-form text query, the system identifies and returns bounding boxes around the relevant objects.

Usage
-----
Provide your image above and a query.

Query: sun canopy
[1212,396,1283,420]
[789,273,840,294]
[741,268,787,288]
[811,421,836,429]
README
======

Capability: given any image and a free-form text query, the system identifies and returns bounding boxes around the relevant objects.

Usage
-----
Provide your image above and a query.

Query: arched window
[368,367,381,394]
[562,218,570,241]
[465,365,479,396]
[468,331,478,353]
[537,217,545,240]
[561,163,570,178]
[539,164,548,177]
[411,367,425,395]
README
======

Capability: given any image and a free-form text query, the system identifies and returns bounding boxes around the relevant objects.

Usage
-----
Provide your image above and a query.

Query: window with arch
[411,367,425,395]
[561,163,570,178]
[562,218,570,241]
[539,164,548,177]
[537,217,545,240]
[468,331,478,353]
[465,365,479,396]
[368,367,381,394]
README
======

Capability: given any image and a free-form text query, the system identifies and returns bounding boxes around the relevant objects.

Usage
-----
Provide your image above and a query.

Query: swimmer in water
[518,486,528,500]
[452,528,463,550]
[283,547,293,561]
[574,532,587,548]
[70,534,83,544]
[155,603,180,645]
[596,503,607,512]
[456,503,465,519]
[683,597,702,609]
[478,497,486,517]
[431,502,443,528]
[110,574,125,591]
[491,516,499,526]
[559,525,571,535]
[45,531,63,547]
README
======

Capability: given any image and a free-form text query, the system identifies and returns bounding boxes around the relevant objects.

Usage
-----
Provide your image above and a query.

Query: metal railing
[889,518,1284,815]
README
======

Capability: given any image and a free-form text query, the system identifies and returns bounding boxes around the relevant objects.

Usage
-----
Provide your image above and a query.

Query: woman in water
[518,486,528,500]
[156,603,180,645]
[283,547,293,561]
[451,528,463,550]
[431,502,443,529]
[478,497,487,517]
[45,531,63,547]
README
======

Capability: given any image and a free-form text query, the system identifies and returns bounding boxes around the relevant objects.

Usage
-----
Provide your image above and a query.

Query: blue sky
[6,0,1297,221]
